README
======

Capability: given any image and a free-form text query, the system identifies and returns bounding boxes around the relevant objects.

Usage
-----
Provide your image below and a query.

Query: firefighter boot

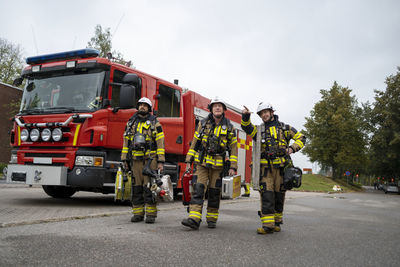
[145,216,156,224]
[274,222,282,232]
[207,221,216,229]
[257,226,275,235]
[181,218,200,230]
[131,215,144,222]
[242,184,250,197]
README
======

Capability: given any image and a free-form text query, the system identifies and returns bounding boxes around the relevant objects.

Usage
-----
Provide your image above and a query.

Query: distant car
[383,183,400,194]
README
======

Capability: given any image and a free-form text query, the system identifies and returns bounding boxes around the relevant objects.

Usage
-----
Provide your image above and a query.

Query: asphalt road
[0,184,399,266]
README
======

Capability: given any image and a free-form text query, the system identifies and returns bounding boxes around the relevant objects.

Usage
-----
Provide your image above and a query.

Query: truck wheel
[42,185,76,198]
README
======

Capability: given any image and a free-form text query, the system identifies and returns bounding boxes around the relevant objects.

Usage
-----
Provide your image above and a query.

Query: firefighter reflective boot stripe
[145,206,157,216]
[260,215,274,225]
[132,206,144,216]
[206,212,219,221]
[189,211,202,221]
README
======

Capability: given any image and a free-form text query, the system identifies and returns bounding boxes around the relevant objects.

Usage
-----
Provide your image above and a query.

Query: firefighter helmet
[208,97,227,111]
[256,102,274,115]
[283,167,302,190]
[136,97,152,112]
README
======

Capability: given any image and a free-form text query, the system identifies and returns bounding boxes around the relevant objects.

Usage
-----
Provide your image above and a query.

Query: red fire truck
[6,49,252,198]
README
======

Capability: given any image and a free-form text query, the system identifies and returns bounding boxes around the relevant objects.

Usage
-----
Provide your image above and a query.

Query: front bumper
[6,164,108,187]
[7,164,67,185]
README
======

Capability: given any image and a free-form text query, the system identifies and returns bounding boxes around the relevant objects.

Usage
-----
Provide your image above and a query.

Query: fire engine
[6,49,252,199]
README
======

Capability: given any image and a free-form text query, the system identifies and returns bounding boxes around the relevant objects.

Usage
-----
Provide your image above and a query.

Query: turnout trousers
[131,159,158,217]
[187,165,223,224]
[259,166,286,228]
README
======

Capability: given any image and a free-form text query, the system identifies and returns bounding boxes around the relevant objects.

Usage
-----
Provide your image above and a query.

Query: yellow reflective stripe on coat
[250,126,257,138]
[241,119,251,126]
[269,126,277,139]
[156,148,165,155]
[155,132,164,141]
[187,149,196,156]
[189,211,202,219]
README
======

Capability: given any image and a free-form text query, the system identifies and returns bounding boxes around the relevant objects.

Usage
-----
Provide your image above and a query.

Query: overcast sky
[1,0,399,169]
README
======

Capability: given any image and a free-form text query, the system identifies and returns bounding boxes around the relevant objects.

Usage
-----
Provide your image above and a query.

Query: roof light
[66,61,76,68]
[26,48,100,65]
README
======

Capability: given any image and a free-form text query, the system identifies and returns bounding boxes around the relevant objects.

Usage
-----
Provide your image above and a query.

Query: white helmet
[256,102,274,115]
[208,97,227,111]
[137,97,152,111]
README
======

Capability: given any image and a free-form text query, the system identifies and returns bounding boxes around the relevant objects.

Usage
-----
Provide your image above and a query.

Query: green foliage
[0,38,24,85]
[292,174,362,192]
[369,67,400,177]
[87,25,129,65]
[303,81,368,178]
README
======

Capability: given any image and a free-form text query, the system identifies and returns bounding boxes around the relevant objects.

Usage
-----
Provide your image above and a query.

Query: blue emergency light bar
[26,48,100,65]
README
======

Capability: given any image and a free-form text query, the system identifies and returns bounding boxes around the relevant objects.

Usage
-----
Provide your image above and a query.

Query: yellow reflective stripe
[17,126,21,145]
[133,152,145,156]
[155,133,164,141]
[145,207,157,211]
[189,211,202,219]
[261,216,274,223]
[250,126,257,138]
[73,124,81,146]
[274,213,283,219]
[230,155,238,159]
[230,139,237,145]
[269,127,277,139]
[295,140,304,148]
[241,119,250,126]
[124,136,130,140]
[206,215,218,218]
[230,158,238,163]
[293,132,302,139]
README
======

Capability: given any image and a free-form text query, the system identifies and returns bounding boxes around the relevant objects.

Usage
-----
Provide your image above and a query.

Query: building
[0,82,22,163]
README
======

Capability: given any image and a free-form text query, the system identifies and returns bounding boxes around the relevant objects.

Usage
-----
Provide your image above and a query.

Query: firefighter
[121,97,165,224]
[241,102,306,234]
[181,97,238,230]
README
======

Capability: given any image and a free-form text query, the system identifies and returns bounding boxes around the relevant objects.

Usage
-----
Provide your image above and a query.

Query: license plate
[33,157,52,164]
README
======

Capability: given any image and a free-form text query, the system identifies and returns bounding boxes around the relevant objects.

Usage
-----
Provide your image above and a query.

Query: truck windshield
[20,69,106,114]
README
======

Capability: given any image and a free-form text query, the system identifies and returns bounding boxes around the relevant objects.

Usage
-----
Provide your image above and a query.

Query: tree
[87,25,129,65]
[369,67,400,178]
[0,38,24,85]
[303,81,368,178]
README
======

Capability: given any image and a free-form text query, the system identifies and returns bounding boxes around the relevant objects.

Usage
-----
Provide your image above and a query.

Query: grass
[292,173,363,193]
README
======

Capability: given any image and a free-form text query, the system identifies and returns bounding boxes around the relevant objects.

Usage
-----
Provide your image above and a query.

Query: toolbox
[221,175,241,199]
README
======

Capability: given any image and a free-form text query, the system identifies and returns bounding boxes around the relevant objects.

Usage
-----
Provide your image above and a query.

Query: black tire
[42,185,77,198]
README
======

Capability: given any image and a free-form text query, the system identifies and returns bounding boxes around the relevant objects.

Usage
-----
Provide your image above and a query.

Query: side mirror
[13,77,24,87]
[120,84,136,109]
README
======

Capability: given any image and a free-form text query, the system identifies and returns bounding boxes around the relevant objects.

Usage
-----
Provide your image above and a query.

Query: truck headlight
[20,129,29,142]
[41,128,51,141]
[52,128,63,141]
[30,129,40,142]
[75,156,104,167]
